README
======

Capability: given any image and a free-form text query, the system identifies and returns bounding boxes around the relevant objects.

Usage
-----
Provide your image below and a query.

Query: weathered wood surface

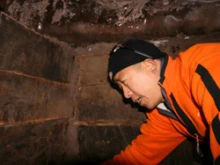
[0,70,74,124]
[0,12,75,124]
[0,12,74,83]
[0,10,217,165]
[0,118,77,165]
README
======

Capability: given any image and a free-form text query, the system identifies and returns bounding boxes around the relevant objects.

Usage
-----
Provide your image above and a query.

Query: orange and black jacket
[102,43,220,165]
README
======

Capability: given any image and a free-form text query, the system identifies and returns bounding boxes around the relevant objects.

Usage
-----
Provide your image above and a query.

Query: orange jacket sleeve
[101,109,186,165]
[192,56,220,164]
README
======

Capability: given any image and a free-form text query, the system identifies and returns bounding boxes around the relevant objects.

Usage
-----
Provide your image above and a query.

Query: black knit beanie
[108,39,167,81]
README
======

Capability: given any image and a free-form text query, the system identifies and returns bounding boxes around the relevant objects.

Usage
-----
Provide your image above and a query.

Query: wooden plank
[0,12,75,83]
[0,118,76,165]
[77,54,109,86]
[0,70,74,124]
[76,84,145,122]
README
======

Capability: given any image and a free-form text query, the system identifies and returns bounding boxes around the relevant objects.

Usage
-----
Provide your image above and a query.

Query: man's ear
[143,59,156,73]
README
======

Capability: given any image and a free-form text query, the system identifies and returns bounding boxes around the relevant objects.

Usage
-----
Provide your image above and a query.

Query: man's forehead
[113,71,126,82]
[109,71,121,83]
[109,64,135,82]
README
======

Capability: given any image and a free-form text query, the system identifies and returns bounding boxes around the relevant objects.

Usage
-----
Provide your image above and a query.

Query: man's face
[112,60,163,110]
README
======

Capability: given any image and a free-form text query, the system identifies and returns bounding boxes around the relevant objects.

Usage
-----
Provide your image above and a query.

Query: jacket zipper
[195,133,204,157]
[159,84,204,157]
[170,93,204,157]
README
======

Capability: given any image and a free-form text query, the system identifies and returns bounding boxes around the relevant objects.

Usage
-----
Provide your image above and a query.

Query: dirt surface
[0,0,220,46]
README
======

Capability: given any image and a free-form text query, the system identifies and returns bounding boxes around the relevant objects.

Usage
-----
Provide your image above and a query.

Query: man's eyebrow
[114,77,120,82]
[114,78,127,83]
[121,79,127,84]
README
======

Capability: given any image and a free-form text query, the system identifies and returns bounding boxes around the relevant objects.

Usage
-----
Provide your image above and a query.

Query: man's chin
[142,104,156,111]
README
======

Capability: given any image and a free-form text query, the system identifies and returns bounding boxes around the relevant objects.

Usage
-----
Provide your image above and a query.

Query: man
[102,39,220,165]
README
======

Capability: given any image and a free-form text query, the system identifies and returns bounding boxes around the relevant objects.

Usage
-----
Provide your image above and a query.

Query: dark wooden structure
[0,10,220,164]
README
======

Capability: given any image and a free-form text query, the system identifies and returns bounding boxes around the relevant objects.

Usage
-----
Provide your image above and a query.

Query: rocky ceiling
[0,0,220,47]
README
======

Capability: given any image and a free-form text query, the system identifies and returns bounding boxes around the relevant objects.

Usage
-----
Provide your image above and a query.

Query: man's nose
[123,87,132,99]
